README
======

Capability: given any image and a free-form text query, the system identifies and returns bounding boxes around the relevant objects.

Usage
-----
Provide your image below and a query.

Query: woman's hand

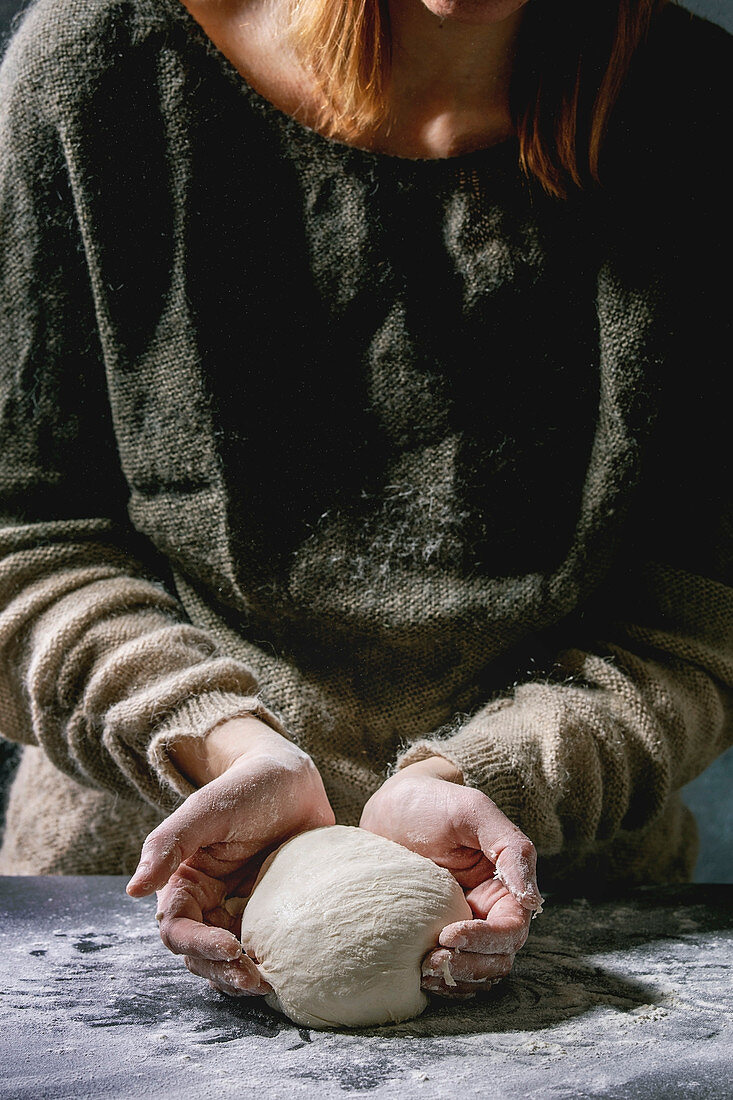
[359,756,542,999]
[126,716,335,996]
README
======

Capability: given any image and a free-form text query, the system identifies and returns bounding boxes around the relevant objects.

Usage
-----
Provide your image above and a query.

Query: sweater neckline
[156,0,521,175]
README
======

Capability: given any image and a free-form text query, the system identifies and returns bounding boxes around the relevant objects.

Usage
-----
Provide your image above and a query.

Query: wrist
[169,715,277,787]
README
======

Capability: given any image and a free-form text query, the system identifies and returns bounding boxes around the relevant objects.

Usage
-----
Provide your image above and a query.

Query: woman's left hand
[359,756,543,999]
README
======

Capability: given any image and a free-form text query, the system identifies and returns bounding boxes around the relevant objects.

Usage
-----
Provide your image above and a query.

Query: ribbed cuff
[148,689,291,802]
[396,698,514,780]
[395,692,564,855]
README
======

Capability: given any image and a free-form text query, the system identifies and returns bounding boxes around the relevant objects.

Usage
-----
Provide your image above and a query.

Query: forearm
[0,519,289,811]
[397,567,733,858]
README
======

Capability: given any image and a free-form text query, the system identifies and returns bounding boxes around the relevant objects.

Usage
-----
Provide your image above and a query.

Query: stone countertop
[1,877,731,1099]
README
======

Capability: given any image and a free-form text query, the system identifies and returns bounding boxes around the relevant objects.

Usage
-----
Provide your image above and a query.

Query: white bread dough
[239,825,472,1029]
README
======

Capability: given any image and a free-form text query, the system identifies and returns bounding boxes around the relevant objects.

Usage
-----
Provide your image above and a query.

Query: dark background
[0,0,731,880]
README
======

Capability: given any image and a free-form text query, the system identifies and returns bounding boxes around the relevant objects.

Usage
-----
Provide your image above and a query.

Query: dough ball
[239,825,471,1029]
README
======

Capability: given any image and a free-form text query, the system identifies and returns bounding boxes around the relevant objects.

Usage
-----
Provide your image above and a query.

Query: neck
[178,0,525,160]
[381,0,524,155]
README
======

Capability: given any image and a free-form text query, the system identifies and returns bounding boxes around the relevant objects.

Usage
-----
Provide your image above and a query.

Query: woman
[0,0,730,1003]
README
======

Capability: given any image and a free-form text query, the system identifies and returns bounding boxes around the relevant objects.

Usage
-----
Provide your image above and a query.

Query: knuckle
[298,754,324,791]
[281,744,312,772]
[466,786,489,813]
[298,750,317,773]
[159,838,183,871]
[497,953,516,976]
[507,907,529,932]
[142,827,184,874]
[510,920,530,949]
[141,824,163,850]
[265,747,319,794]
[158,924,177,954]
[492,909,529,948]
[142,823,169,854]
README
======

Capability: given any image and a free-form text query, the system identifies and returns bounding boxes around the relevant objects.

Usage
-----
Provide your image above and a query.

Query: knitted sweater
[0,0,731,887]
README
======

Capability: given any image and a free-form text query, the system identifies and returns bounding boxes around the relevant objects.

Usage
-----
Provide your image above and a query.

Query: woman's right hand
[126,716,335,996]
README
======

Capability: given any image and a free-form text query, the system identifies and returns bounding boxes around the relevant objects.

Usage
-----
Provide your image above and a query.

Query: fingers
[420,981,477,1000]
[159,914,243,962]
[439,883,532,953]
[439,916,527,955]
[481,827,543,912]
[448,789,541,912]
[126,789,222,896]
[421,948,514,999]
[155,864,271,996]
[423,947,514,984]
[184,954,272,997]
[126,751,335,898]
[155,865,242,961]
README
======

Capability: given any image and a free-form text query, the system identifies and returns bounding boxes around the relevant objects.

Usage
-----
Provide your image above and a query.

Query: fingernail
[126,862,152,890]
[217,941,243,962]
[523,884,544,909]
[126,878,153,896]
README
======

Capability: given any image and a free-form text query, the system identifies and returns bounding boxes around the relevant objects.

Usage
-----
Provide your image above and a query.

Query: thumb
[480,826,543,913]
[126,784,224,896]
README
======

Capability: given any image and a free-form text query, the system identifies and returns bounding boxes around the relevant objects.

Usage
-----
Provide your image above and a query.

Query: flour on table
[238,825,471,1029]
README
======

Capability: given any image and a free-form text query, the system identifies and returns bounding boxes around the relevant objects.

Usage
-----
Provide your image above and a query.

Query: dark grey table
[1,877,731,1099]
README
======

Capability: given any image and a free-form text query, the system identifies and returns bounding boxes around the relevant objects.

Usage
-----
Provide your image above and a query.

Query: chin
[419,0,530,24]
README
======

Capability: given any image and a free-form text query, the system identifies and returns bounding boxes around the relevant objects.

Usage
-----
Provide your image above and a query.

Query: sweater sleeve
[0,17,287,814]
[397,10,733,863]
[396,562,733,858]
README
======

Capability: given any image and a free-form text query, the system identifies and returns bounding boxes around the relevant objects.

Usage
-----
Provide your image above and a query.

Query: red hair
[287,0,667,197]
